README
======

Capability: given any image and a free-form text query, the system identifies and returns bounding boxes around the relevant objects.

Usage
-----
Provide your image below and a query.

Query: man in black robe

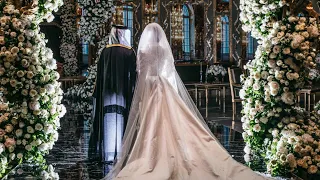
[89,26,136,164]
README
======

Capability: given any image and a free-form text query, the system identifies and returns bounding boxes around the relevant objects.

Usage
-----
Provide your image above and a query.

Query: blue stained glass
[123,6,134,46]
[182,4,190,60]
[221,15,229,57]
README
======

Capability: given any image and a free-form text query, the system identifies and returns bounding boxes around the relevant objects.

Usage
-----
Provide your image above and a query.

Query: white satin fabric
[104,23,270,180]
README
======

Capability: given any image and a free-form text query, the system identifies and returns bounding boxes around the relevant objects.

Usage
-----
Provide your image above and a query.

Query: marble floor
[7,94,249,180]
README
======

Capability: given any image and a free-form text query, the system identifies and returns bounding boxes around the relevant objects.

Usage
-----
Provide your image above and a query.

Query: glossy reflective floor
[7,93,248,179]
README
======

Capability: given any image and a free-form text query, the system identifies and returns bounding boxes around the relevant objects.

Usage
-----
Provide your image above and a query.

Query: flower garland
[65,35,109,99]
[0,1,65,178]
[240,11,320,177]
[239,0,287,39]
[78,0,113,43]
[60,0,78,76]
[64,35,109,130]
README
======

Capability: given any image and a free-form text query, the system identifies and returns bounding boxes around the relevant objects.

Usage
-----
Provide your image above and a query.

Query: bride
[104,23,269,180]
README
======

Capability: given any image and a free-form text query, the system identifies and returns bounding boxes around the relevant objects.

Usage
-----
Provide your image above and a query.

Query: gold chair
[228,68,242,115]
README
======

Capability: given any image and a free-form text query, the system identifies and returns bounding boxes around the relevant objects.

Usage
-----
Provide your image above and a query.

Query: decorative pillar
[212,0,217,63]
[230,0,242,66]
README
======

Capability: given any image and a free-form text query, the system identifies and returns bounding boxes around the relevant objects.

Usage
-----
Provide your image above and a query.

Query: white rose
[288,16,297,22]
[16,140,21,145]
[15,129,23,137]
[17,153,23,159]
[253,72,261,80]
[244,145,251,154]
[260,117,268,124]
[44,84,55,94]
[265,96,271,102]
[35,123,43,131]
[29,89,38,97]
[27,126,34,134]
[29,101,40,111]
[38,143,49,151]
[275,71,283,80]
[21,108,28,115]
[281,92,295,105]
[268,60,276,68]
[253,124,261,132]
[24,133,31,139]
[53,131,59,141]
[253,83,260,91]
[261,71,269,79]
[272,129,279,137]
[5,124,13,133]
[44,125,54,134]
[244,154,251,162]
[269,81,280,91]
[25,145,32,151]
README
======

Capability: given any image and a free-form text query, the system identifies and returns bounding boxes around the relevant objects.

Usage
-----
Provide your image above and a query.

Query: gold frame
[162,0,211,62]
[213,0,232,64]
[142,0,161,28]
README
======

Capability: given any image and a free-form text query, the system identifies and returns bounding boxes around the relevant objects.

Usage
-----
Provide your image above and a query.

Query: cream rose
[0,36,4,45]
[17,35,25,42]
[25,145,32,151]
[26,71,34,79]
[268,60,276,68]
[15,129,23,137]
[29,89,38,97]
[16,70,25,78]
[281,92,295,105]
[282,47,290,55]
[27,126,35,134]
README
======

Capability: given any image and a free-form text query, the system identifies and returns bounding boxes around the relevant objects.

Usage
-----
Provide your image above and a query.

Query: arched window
[221,15,229,61]
[123,5,133,47]
[246,32,257,60]
[182,4,190,60]
[82,39,89,68]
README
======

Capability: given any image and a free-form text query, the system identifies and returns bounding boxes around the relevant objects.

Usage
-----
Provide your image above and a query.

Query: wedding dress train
[104,23,269,180]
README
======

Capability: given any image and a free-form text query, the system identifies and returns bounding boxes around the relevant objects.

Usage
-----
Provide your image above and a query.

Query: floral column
[240,0,320,178]
[0,0,66,178]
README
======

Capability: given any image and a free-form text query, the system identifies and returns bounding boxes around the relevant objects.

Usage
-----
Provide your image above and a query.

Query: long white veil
[104,23,225,179]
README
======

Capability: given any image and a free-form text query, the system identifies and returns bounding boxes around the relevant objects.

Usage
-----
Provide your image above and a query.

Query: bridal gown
[105,23,269,180]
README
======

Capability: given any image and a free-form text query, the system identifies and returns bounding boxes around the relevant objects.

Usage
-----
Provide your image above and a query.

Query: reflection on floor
[8,95,247,179]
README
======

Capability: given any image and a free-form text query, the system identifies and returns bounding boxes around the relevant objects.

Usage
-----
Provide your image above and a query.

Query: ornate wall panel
[230,0,241,65]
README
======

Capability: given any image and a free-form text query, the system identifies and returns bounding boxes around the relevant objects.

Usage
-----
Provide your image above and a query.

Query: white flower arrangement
[78,0,113,44]
[61,43,78,76]
[60,0,78,76]
[239,0,287,40]
[206,64,227,82]
[0,2,65,179]
[207,65,227,77]
[240,7,320,177]
[65,35,110,100]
